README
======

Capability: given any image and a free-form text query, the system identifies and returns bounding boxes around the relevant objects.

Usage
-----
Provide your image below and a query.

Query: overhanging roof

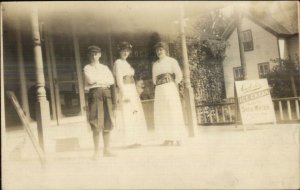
[221,2,298,39]
[3,1,231,37]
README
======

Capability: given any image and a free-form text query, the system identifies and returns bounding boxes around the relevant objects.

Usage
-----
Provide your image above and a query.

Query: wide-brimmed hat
[118,41,133,51]
[154,42,168,50]
[87,45,101,54]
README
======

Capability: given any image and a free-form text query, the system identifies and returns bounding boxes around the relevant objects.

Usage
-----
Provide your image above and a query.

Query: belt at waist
[89,86,111,91]
[156,73,175,85]
[88,87,112,97]
[123,75,135,84]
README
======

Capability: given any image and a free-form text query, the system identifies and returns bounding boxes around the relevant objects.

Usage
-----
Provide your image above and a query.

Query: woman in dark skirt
[83,45,116,159]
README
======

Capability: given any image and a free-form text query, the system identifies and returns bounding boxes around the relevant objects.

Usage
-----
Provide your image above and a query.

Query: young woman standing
[114,41,147,148]
[152,42,186,146]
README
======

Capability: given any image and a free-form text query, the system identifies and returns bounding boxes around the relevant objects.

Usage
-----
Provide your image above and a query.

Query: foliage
[192,9,230,61]
[126,11,231,103]
[170,10,230,105]
[267,57,300,98]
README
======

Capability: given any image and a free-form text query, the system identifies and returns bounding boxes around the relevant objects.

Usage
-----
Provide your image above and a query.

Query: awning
[3,1,232,37]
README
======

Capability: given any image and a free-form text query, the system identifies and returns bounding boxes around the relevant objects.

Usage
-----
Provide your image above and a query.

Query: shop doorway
[44,31,86,125]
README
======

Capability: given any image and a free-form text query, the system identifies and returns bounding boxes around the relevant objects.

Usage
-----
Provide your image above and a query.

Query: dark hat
[118,41,133,51]
[154,42,168,50]
[87,45,101,54]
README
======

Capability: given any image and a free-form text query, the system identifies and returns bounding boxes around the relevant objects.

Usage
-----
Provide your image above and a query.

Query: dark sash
[156,73,175,85]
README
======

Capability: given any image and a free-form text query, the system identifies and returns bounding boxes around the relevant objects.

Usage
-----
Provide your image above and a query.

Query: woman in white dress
[114,41,148,148]
[152,42,186,146]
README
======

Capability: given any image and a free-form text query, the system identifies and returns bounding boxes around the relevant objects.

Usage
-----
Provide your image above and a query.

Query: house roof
[3,1,229,38]
[222,10,297,39]
[246,12,295,37]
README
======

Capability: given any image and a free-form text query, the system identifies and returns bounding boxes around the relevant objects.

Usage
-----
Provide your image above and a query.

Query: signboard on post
[235,79,276,125]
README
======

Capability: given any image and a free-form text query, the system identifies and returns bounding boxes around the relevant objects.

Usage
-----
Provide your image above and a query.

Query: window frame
[258,62,270,78]
[242,29,254,52]
[233,66,244,81]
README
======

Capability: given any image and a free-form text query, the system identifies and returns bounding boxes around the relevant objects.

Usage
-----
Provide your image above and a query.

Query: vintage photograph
[1,1,299,189]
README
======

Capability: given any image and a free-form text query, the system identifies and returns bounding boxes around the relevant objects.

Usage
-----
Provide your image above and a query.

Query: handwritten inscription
[240,82,262,93]
[241,104,270,112]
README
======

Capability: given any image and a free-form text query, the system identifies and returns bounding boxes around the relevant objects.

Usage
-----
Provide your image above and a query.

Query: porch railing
[272,97,300,123]
[196,97,300,125]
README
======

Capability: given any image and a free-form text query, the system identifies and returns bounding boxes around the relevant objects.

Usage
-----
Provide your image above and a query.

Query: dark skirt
[88,87,114,132]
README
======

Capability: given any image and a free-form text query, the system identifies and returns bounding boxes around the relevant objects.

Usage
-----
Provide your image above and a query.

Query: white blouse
[114,59,135,92]
[152,56,183,85]
[83,62,115,90]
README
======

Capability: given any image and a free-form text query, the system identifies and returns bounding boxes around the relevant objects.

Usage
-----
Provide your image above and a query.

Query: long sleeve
[114,60,126,94]
[105,66,115,85]
[172,59,183,84]
[152,63,157,85]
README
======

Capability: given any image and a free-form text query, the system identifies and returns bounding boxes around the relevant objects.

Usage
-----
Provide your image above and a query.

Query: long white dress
[152,56,186,141]
[114,59,148,146]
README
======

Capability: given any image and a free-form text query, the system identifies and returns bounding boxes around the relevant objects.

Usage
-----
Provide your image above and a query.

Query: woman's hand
[123,98,130,103]
[123,95,131,103]
[120,91,130,103]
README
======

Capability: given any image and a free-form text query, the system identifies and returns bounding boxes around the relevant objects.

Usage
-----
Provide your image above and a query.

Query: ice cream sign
[235,79,276,124]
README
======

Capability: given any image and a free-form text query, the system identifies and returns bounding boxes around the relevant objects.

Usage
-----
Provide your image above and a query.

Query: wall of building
[287,35,299,61]
[223,28,241,98]
[223,17,281,98]
[241,18,280,79]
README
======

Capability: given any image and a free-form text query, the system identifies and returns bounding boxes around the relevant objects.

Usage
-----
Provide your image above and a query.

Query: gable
[223,13,295,40]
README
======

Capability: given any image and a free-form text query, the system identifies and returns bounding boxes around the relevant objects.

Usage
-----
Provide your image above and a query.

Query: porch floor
[2,123,300,189]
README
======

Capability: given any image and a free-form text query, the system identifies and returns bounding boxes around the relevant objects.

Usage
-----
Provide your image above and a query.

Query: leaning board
[6,91,46,165]
[235,79,276,125]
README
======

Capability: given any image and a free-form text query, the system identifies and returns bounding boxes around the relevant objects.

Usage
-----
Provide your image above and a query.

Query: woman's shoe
[126,145,134,148]
[174,140,181,146]
[134,143,142,147]
[127,143,142,149]
[92,151,100,160]
[161,140,172,146]
[103,150,116,157]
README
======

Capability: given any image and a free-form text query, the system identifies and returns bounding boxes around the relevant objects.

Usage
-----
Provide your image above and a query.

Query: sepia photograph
[1,1,299,189]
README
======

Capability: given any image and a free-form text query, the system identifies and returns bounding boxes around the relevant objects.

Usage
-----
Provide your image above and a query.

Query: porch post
[235,9,247,80]
[71,22,86,116]
[107,30,117,105]
[44,28,57,122]
[31,6,50,151]
[16,18,30,120]
[179,5,197,137]
[1,3,6,161]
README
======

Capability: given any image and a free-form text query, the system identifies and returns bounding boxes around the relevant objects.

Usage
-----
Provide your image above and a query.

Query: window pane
[264,65,269,73]
[245,31,250,41]
[248,31,252,41]
[242,30,253,51]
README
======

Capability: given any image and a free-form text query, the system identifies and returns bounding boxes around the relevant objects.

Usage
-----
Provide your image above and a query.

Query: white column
[179,5,198,137]
[31,6,50,151]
